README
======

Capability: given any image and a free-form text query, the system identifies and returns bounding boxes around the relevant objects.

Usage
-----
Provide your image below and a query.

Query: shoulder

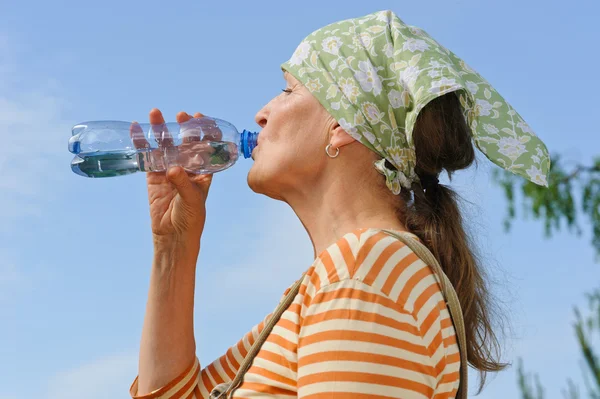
[303,228,444,315]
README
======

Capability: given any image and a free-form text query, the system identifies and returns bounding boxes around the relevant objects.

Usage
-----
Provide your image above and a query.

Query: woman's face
[247,72,339,201]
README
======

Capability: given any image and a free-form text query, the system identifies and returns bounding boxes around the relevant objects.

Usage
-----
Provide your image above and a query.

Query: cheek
[259,138,321,176]
[287,138,328,178]
[268,94,315,139]
[258,94,328,170]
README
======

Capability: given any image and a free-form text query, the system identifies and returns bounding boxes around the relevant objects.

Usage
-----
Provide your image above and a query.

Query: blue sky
[1,0,599,397]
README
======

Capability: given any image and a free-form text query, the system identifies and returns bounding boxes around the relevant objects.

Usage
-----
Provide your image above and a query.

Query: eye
[281,89,292,94]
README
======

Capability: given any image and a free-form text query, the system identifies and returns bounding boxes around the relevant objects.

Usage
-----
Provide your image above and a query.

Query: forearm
[137,239,200,395]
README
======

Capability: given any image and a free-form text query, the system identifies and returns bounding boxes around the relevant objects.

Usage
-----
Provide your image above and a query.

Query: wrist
[152,235,201,269]
[153,232,201,250]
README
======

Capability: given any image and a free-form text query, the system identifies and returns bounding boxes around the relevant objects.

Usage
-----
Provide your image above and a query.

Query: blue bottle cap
[240,130,259,159]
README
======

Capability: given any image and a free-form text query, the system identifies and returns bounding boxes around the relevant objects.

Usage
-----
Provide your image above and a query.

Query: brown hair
[392,92,507,392]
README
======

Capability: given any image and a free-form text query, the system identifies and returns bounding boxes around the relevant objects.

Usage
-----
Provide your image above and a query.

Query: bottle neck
[240,130,259,159]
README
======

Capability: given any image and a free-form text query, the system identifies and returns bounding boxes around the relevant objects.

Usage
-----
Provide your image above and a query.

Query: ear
[329,122,357,149]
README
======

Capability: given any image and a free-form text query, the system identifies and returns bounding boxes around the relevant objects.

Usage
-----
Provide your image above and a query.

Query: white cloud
[0,34,72,312]
[45,352,138,399]
[0,34,73,229]
[41,204,309,399]
[197,199,313,313]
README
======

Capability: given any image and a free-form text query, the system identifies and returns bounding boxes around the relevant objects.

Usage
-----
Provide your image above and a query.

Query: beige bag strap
[223,273,306,398]
[381,230,468,399]
[224,230,468,399]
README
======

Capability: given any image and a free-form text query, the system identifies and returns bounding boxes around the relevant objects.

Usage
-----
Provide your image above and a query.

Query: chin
[247,166,260,194]
[247,165,286,201]
[247,163,267,195]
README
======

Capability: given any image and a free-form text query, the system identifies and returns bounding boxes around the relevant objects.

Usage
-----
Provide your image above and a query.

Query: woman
[129,10,550,399]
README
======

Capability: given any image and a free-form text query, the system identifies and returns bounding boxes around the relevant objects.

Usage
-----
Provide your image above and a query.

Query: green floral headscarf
[281,10,550,194]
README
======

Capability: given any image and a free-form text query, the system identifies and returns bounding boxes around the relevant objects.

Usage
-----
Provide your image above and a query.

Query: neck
[284,173,407,259]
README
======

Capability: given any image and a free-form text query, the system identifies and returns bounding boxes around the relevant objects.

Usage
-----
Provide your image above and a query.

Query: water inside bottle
[71,141,239,178]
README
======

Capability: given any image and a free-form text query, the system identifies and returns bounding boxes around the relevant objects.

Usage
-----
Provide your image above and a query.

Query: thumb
[167,166,198,204]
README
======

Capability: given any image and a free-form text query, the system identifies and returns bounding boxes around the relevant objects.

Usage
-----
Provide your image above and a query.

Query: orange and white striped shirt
[130,227,461,398]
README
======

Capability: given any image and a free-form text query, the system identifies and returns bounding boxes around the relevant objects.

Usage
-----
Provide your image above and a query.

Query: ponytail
[396,93,508,392]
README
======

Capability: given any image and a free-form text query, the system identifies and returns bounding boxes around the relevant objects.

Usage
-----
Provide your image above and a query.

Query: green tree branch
[493,152,600,397]
[493,155,600,257]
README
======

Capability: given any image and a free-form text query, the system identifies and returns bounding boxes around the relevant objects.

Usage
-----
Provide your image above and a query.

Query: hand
[130,108,220,248]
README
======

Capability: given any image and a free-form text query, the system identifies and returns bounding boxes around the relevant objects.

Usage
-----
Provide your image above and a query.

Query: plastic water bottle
[68,116,258,178]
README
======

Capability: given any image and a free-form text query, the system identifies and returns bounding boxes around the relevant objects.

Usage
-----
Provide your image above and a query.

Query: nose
[254,102,270,129]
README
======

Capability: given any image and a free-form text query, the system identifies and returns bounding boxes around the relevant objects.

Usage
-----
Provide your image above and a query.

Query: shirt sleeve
[297,279,439,399]
[129,313,272,399]
[130,357,202,399]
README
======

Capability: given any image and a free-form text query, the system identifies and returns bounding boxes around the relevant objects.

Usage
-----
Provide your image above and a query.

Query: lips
[252,137,262,160]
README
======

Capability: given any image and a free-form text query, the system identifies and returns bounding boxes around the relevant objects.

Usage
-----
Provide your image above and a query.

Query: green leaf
[391,61,408,72]
[520,136,531,143]
[409,54,422,67]
[477,136,499,144]
[389,106,398,131]
[492,153,600,256]
[310,51,318,66]
[367,25,385,34]
[326,84,339,100]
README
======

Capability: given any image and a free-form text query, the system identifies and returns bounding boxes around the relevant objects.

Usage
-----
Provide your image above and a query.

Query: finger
[196,113,223,142]
[166,166,200,204]
[190,173,214,198]
[176,111,193,124]
[178,111,200,143]
[129,121,150,149]
[149,108,174,148]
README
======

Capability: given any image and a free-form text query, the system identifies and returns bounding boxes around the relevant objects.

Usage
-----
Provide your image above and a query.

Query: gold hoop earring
[325,144,340,158]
